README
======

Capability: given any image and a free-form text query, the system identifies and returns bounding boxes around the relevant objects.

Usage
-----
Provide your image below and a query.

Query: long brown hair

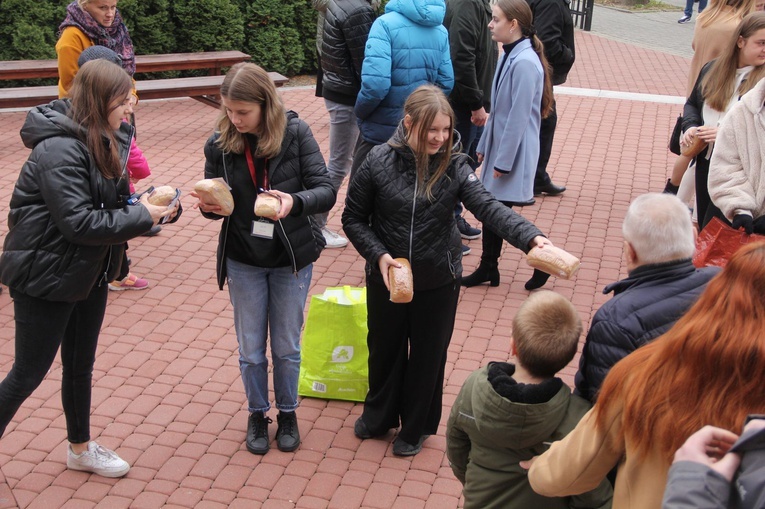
[595,241,765,462]
[697,0,757,28]
[494,0,554,118]
[68,59,132,179]
[216,63,286,158]
[702,12,765,111]
[397,85,454,201]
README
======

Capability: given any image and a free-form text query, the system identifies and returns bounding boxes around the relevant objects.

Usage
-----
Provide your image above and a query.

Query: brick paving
[0,26,690,508]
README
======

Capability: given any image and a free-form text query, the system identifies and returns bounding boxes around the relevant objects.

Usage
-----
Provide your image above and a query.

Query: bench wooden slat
[0,72,289,109]
[0,51,251,81]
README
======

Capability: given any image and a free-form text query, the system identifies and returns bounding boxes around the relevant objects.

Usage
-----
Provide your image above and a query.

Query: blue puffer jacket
[354,0,454,144]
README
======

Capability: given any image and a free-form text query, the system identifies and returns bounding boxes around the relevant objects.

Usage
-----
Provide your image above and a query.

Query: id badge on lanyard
[245,139,274,239]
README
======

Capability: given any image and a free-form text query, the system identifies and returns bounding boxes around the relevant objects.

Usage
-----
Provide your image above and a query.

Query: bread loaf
[147,185,177,206]
[254,192,281,217]
[527,245,580,279]
[194,179,234,216]
[681,134,707,157]
[388,258,414,303]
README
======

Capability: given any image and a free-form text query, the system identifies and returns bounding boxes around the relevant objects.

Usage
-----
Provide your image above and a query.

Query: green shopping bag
[298,286,369,402]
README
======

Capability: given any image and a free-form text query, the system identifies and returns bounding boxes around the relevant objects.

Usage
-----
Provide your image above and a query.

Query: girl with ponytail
[462,0,555,290]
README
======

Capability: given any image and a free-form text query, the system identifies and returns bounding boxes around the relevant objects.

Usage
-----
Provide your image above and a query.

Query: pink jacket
[127,138,151,194]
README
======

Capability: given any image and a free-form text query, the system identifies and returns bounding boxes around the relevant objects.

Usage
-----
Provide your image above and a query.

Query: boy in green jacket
[446,290,613,509]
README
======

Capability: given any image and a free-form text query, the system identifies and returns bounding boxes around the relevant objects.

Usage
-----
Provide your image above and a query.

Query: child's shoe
[108,273,149,291]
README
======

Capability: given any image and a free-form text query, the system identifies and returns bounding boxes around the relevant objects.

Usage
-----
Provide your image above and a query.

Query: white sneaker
[67,442,130,478]
[322,227,348,248]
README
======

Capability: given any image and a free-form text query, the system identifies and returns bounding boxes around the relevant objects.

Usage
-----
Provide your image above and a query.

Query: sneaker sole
[276,440,300,452]
[324,242,348,249]
[67,462,130,478]
[246,442,270,455]
[108,284,149,291]
[459,232,481,240]
[462,248,471,256]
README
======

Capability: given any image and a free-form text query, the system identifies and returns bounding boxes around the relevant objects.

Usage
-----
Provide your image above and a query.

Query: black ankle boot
[663,178,679,195]
[461,263,500,287]
[525,269,550,291]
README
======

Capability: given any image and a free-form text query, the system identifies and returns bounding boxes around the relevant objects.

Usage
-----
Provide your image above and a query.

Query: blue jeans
[0,284,108,442]
[316,99,359,228]
[684,0,707,17]
[226,258,313,413]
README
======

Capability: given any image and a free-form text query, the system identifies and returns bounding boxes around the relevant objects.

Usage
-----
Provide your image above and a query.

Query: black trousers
[535,99,558,188]
[361,279,460,444]
[0,283,108,442]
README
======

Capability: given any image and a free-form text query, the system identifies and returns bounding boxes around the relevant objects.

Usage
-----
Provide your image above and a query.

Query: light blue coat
[354,0,454,144]
[477,39,542,203]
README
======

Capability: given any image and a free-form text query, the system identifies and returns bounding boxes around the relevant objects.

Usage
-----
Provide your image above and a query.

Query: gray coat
[662,425,765,509]
[477,38,542,203]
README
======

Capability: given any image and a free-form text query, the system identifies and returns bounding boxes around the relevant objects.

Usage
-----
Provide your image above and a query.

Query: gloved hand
[753,216,765,235]
[732,214,753,234]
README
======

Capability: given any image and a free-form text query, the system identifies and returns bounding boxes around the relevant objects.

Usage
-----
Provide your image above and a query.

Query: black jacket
[321,0,376,106]
[0,99,154,302]
[202,111,335,289]
[574,259,719,402]
[342,125,543,290]
[526,0,575,85]
[444,0,497,111]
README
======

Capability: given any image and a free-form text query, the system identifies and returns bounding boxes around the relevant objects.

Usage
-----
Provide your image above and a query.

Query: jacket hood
[468,364,574,449]
[742,75,765,115]
[20,99,84,150]
[386,0,445,26]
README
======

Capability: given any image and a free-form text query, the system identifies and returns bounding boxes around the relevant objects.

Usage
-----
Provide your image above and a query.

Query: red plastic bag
[693,217,765,268]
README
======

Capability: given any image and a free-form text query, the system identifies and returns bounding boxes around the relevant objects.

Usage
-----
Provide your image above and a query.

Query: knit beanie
[78,45,123,67]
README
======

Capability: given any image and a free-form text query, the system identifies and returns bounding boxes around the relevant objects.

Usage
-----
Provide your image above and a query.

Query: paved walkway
[0,16,693,509]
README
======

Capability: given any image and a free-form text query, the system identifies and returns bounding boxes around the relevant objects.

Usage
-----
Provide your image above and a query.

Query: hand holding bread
[526,245,580,279]
[193,178,234,216]
[254,192,282,218]
[388,258,413,303]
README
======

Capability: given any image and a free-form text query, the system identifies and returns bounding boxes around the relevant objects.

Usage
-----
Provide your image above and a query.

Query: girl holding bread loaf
[192,63,335,456]
[0,59,174,477]
[342,85,552,456]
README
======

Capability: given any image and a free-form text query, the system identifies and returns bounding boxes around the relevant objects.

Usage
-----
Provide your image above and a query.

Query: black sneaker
[392,435,427,456]
[246,411,271,455]
[461,244,471,256]
[354,417,374,439]
[276,411,300,452]
[456,216,482,239]
[678,14,691,23]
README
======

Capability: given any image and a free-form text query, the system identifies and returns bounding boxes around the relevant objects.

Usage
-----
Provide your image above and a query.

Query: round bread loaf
[254,193,281,217]
[147,185,177,206]
[388,258,413,303]
[194,179,234,216]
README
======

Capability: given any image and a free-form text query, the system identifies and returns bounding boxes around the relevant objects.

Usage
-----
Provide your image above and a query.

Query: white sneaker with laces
[322,227,348,248]
[67,441,130,478]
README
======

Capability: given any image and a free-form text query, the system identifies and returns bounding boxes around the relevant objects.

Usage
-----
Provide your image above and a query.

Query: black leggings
[0,283,108,442]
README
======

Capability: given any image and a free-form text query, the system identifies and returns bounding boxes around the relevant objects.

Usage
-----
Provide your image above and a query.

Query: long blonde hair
[702,12,765,111]
[396,85,454,201]
[697,0,757,28]
[493,0,554,118]
[216,63,286,158]
[68,59,132,179]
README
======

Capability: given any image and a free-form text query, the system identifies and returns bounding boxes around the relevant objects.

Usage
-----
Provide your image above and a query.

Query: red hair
[595,241,765,461]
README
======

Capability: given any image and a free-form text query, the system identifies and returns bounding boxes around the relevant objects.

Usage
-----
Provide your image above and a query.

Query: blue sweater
[354,0,454,144]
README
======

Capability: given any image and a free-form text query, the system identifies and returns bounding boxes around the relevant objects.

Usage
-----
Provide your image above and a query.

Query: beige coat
[709,76,765,221]
[528,403,672,509]
[686,13,741,97]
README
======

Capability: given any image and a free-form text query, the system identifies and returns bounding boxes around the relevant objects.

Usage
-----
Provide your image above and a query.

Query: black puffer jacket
[574,259,719,402]
[342,125,543,290]
[321,0,377,106]
[202,111,335,289]
[0,99,154,302]
[527,0,575,85]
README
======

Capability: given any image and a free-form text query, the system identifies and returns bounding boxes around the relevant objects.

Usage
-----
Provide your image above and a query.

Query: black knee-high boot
[461,228,503,287]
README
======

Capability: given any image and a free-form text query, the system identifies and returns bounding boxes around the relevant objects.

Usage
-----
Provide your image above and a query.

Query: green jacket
[446,364,613,509]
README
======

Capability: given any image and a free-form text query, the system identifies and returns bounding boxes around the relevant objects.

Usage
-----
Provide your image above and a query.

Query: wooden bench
[0,51,288,109]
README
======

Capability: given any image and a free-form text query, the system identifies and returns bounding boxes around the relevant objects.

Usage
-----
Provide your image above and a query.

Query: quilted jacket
[574,259,719,403]
[0,99,154,302]
[202,111,336,289]
[321,0,377,106]
[354,0,454,145]
[342,125,543,291]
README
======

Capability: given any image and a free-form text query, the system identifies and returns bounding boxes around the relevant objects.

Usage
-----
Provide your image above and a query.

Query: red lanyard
[243,137,268,191]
